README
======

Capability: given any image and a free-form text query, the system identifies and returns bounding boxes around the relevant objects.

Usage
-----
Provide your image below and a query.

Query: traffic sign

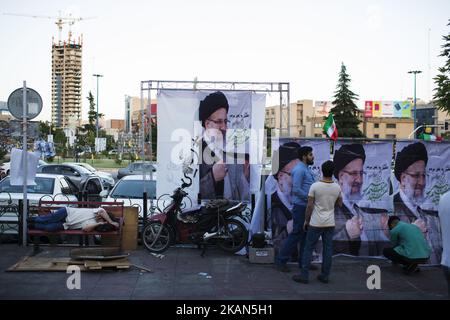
[7,87,43,120]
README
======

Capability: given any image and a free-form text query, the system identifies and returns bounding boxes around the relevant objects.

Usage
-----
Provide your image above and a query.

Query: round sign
[7,87,43,120]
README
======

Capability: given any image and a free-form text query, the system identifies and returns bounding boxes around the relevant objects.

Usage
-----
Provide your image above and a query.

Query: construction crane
[3,11,96,42]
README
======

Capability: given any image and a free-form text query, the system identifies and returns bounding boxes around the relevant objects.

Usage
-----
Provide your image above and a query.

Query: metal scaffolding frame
[140,80,291,138]
[139,80,290,219]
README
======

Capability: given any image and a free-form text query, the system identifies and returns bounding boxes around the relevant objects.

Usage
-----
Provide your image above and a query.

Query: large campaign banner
[250,138,448,265]
[393,141,450,264]
[333,142,393,257]
[157,90,266,205]
[250,139,331,260]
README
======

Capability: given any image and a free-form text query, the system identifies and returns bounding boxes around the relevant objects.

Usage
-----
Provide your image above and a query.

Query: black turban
[199,91,229,127]
[394,142,428,181]
[333,144,366,179]
[272,142,300,179]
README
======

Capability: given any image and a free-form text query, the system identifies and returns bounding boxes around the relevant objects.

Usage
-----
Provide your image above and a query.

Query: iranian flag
[323,114,338,141]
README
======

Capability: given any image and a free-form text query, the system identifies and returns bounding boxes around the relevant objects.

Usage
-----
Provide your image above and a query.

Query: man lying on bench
[28,207,119,232]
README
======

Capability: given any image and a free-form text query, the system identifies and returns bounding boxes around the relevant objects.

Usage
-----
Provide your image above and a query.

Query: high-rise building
[51,37,82,128]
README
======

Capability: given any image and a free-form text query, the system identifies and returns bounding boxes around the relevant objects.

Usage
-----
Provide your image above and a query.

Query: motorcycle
[142,174,248,255]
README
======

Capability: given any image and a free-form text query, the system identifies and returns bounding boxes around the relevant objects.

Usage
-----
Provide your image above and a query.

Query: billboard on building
[365,101,412,118]
[314,101,334,117]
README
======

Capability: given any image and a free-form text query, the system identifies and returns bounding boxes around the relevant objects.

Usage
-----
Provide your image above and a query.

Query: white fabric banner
[394,141,450,264]
[332,142,393,257]
[157,90,266,205]
[10,148,40,186]
[157,90,201,203]
[250,139,331,242]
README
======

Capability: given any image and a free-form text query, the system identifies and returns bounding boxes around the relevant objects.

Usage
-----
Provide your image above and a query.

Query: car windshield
[76,163,96,172]
[69,165,92,175]
[0,177,54,194]
[110,180,156,199]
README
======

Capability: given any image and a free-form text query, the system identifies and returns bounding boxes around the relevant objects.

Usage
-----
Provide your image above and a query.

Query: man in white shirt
[293,160,342,284]
[29,207,119,232]
[438,191,450,296]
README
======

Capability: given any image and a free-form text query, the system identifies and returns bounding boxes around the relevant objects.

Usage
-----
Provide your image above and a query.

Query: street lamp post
[93,74,103,140]
[408,70,422,137]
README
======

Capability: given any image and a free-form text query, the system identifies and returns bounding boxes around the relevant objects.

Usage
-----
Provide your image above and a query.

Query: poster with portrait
[393,141,450,264]
[195,91,252,201]
[332,142,393,257]
[250,139,331,260]
[157,90,266,206]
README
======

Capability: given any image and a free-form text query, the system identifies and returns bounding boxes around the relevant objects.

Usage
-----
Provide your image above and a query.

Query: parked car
[36,164,105,197]
[117,162,156,180]
[0,174,78,235]
[1,159,47,176]
[103,174,157,220]
[63,162,115,189]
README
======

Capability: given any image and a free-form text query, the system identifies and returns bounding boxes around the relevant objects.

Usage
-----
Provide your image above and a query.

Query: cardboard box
[249,246,274,264]
[124,207,138,227]
[122,207,138,251]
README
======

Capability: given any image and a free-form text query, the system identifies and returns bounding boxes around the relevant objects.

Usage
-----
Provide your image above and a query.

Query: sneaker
[317,274,329,283]
[292,274,309,284]
[275,264,291,273]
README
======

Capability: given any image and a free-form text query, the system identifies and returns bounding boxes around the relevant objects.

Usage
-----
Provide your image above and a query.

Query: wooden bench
[27,201,124,253]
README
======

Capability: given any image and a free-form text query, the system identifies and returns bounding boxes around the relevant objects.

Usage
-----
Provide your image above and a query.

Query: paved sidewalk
[0,244,448,300]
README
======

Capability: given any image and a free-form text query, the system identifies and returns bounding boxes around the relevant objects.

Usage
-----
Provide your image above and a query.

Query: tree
[433,20,450,115]
[330,63,364,137]
[87,91,104,127]
[80,91,105,153]
[148,118,157,160]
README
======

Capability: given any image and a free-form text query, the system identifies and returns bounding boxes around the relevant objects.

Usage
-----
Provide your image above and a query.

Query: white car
[1,159,47,176]
[103,174,157,219]
[0,174,78,235]
[64,162,115,189]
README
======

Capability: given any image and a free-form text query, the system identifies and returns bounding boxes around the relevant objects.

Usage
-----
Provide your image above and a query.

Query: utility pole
[408,70,422,137]
[93,74,103,140]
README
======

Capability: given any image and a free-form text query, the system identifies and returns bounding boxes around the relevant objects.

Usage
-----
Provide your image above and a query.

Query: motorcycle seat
[177,211,199,224]
[205,199,229,211]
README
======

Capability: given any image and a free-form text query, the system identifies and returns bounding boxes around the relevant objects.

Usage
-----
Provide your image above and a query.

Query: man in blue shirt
[275,146,316,272]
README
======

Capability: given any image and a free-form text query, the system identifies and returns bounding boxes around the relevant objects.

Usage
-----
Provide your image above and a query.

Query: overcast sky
[1,0,449,122]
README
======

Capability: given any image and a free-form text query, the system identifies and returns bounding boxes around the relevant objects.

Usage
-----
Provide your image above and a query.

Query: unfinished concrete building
[51,37,82,128]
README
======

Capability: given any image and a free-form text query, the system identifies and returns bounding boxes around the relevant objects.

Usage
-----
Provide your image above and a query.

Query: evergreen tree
[433,20,450,115]
[87,91,96,127]
[80,91,105,151]
[330,63,364,137]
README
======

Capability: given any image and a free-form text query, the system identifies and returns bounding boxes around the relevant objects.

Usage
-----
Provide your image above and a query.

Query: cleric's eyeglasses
[207,118,230,126]
[341,170,366,178]
[404,172,427,181]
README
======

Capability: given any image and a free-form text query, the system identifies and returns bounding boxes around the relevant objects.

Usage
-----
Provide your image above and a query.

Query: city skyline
[1,0,449,123]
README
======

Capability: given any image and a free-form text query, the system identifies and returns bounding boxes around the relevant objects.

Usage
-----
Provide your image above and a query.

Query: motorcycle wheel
[217,219,248,253]
[142,221,172,253]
